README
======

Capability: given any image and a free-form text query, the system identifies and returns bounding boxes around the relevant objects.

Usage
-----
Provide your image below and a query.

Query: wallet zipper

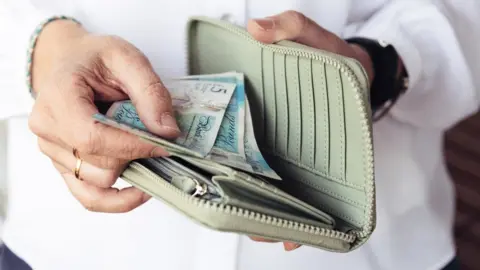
[185,17,375,241]
[129,162,356,243]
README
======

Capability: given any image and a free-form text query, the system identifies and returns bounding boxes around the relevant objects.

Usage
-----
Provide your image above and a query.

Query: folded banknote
[93,72,280,180]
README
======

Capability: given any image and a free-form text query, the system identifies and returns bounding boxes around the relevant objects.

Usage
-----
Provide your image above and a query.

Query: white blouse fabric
[0,0,479,269]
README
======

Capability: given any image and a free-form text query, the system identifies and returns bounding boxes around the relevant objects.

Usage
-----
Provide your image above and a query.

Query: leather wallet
[116,16,375,252]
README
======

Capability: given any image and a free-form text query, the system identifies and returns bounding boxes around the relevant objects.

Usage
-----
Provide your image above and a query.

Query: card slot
[262,50,276,151]
[312,61,330,174]
[298,58,316,168]
[247,48,265,146]
[273,52,289,157]
[326,67,346,182]
[285,55,302,161]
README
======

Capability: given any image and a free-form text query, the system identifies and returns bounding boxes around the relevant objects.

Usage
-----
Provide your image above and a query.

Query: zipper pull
[191,178,207,198]
[171,175,208,198]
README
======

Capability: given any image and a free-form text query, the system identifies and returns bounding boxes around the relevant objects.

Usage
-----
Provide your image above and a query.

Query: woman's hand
[29,20,180,213]
[246,10,375,251]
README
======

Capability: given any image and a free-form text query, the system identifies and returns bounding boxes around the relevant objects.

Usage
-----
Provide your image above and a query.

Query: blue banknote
[180,72,246,159]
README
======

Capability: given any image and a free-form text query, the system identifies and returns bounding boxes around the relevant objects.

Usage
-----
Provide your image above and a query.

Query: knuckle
[81,195,102,212]
[100,157,124,170]
[28,103,53,137]
[144,82,171,102]
[119,143,149,160]
[28,111,43,136]
[100,171,120,188]
[285,10,307,32]
[103,35,124,45]
[108,37,147,64]
[74,129,100,155]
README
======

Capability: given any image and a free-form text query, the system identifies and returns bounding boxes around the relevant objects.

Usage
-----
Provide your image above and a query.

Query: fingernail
[142,192,152,202]
[254,18,274,31]
[160,113,180,132]
[152,147,167,157]
[284,242,301,251]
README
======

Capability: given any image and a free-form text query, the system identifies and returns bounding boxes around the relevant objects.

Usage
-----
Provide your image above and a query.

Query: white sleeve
[0,0,56,120]
[352,0,479,129]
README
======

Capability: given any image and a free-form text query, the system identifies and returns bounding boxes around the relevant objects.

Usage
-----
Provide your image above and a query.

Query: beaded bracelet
[26,16,81,99]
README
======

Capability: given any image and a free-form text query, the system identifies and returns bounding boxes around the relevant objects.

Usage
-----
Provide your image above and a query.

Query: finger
[247,10,340,52]
[38,136,129,170]
[249,236,279,243]
[30,81,170,161]
[38,138,125,188]
[101,38,180,138]
[62,172,151,213]
[283,242,302,251]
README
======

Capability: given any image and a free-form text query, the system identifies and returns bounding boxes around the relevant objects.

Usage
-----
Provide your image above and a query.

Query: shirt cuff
[348,1,478,128]
[350,2,424,116]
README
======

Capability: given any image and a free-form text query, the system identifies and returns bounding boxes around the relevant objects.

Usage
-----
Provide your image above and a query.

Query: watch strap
[346,37,408,120]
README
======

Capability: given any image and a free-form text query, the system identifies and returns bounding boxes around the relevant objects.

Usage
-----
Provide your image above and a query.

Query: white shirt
[0,1,479,269]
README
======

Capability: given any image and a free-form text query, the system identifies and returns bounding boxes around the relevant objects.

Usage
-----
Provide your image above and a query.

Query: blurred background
[446,111,480,270]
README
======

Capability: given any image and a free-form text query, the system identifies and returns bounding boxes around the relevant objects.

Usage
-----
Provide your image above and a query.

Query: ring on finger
[73,148,83,180]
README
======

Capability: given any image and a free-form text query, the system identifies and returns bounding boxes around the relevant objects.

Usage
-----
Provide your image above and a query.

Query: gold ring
[73,148,83,180]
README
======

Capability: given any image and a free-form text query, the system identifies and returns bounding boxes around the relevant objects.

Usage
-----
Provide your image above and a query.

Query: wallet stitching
[266,51,276,151]
[295,57,302,162]
[337,69,346,182]
[307,59,315,168]
[266,148,366,190]
[275,53,288,156]
[287,56,302,161]
[281,55,289,157]
[319,62,330,174]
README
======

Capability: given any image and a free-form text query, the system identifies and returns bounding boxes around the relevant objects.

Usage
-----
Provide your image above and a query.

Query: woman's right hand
[28,19,180,213]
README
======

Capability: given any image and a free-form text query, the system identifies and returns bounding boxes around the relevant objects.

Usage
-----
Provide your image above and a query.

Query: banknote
[243,97,281,180]
[180,72,281,180]
[95,72,281,180]
[92,113,204,158]
[178,72,247,163]
[106,80,236,157]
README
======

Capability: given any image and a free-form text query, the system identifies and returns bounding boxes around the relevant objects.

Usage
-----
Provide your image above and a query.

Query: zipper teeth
[129,163,356,243]
[186,17,375,241]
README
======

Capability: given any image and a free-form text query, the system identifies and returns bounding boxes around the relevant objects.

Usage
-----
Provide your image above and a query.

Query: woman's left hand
[246,10,375,251]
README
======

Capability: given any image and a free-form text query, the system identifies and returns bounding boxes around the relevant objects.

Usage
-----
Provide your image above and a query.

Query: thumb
[247,11,338,51]
[103,42,180,138]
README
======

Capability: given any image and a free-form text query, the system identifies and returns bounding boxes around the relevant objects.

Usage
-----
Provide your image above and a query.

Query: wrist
[349,44,375,85]
[32,20,88,93]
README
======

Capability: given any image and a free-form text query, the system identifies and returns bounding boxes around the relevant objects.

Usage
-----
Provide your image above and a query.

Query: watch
[345,37,409,121]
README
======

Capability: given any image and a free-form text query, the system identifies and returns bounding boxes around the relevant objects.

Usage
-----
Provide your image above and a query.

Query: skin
[29,11,376,252]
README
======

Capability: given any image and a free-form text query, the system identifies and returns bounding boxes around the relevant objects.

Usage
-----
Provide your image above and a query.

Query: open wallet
[94,16,375,252]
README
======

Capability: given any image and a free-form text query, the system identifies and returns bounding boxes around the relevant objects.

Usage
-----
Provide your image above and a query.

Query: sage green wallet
[119,16,375,252]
